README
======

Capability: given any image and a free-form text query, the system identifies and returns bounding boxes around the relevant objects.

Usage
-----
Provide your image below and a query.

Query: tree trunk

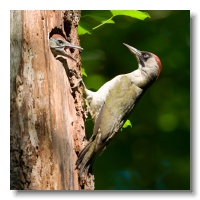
[10,10,94,190]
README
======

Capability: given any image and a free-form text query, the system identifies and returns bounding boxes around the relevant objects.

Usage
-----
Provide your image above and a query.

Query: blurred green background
[79,10,190,190]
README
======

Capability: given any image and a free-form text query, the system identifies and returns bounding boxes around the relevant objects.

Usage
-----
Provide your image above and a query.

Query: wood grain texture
[10,10,94,190]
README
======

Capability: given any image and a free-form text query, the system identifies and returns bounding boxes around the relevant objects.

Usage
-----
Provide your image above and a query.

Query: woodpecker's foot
[71,78,82,89]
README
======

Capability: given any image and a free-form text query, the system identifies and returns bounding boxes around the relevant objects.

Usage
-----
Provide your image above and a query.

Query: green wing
[97,76,143,142]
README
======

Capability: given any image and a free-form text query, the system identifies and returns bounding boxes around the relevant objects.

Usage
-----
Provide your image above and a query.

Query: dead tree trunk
[10,10,94,190]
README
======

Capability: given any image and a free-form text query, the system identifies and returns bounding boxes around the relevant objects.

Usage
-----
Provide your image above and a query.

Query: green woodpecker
[49,34,83,62]
[76,43,162,177]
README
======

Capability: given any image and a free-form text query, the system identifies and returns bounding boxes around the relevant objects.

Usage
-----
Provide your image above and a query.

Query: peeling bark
[10,10,94,190]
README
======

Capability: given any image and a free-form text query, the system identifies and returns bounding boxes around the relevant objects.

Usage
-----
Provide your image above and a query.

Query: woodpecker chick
[76,43,162,177]
[49,34,83,62]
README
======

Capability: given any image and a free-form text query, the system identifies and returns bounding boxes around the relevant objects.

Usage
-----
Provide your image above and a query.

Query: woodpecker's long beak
[123,43,141,57]
[123,43,145,66]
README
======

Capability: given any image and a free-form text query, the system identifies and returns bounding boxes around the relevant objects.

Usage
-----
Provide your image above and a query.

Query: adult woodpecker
[49,34,83,62]
[76,43,162,177]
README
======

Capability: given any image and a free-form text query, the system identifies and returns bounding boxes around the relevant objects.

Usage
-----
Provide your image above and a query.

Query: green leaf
[81,10,113,22]
[93,19,115,30]
[79,10,150,36]
[121,119,132,131]
[110,10,150,20]
[81,67,87,77]
[78,20,93,35]
[80,11,115,34]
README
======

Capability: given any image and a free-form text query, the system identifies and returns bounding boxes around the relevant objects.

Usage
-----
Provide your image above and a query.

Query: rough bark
[10,10,94,190]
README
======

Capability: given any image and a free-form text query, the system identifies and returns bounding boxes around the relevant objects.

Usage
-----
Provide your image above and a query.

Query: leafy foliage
[78,10,150,35]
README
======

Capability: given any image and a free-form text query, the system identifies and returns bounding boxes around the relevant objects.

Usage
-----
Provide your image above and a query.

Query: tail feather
[76,103,105,177]
[76,141,92,167]
[76,140,97,177]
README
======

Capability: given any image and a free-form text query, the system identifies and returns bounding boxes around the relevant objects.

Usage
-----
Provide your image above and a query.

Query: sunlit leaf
[121,119,132,131]
[111,10,150,20]
[79,10,150,36]
[78,20,93,35]
[81,67,87,77]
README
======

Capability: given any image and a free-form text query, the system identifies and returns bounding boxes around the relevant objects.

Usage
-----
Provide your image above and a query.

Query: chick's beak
[62,41,83,51]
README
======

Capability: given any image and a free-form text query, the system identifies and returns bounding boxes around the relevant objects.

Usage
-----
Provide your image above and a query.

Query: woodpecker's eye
[142,53,151,61]
[58,39,64,44]
[143,53,150,59]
